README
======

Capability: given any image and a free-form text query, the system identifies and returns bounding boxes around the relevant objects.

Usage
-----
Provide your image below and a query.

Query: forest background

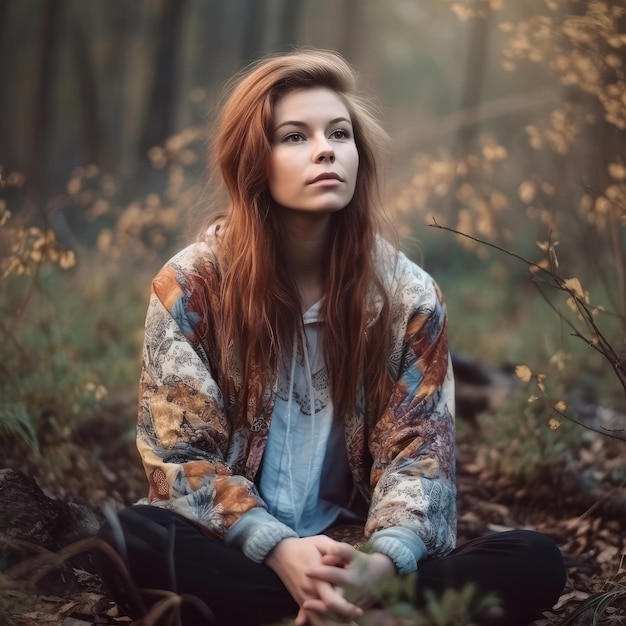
[0,0,625,624]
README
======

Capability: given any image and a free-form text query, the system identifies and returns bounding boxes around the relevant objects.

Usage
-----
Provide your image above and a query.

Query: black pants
[96,505,566,626]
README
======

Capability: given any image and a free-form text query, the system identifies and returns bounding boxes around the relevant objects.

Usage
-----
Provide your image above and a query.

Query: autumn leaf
[608,162,626,180]
[515,365,532,382]
[563,277,585,299]
[548,418,561,430]
[549,350,569,371]
[519,181,536,203]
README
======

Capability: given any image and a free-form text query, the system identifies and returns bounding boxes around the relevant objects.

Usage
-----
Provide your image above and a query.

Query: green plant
[0,405,38,456]
[0,167,146,456]
[477,385,579,483]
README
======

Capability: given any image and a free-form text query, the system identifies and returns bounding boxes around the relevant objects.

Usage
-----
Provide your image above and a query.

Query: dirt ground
[1,392,625,625]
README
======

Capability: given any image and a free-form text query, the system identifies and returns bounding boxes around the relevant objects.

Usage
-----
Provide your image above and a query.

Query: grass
[0,253,151,453]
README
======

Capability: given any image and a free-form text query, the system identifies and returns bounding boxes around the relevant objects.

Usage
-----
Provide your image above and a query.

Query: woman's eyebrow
[274,116,352,131]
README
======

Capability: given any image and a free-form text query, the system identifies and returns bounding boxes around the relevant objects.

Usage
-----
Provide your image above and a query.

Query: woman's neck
[278,209,331,311]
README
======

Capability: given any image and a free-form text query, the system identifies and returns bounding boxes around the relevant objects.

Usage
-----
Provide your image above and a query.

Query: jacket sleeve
[364,258,456,574]
[136,261,297,561]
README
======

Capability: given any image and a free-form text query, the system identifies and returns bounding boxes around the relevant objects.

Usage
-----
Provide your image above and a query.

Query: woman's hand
[303,543,396,615]
[265,536,363,625]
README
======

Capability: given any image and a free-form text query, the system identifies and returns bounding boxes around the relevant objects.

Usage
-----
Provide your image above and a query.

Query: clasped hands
[265,535,396,626]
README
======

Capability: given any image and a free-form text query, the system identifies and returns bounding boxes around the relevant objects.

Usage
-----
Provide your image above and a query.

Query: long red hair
[206,49,392,425]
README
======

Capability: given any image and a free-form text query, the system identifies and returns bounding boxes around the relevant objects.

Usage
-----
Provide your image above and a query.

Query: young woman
[98,49,566,626]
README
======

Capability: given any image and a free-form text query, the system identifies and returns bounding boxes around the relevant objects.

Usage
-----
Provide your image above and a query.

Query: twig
[137,591,215,625]
[548,402,626,443]
[430,218,626,434]
[4,538,119,585]
[430,218,545,271]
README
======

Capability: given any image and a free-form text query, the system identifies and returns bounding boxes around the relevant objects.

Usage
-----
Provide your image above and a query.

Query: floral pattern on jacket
[136,230,456,557]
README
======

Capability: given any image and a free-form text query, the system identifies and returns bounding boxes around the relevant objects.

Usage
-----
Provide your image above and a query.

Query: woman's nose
[317,152,335,163]
[314,138,335,162]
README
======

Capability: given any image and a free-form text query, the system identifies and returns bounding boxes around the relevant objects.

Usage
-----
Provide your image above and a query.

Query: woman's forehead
[272,87,352,127]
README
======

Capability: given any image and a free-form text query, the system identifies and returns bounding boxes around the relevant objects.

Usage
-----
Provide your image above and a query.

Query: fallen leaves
[6,590,131,626]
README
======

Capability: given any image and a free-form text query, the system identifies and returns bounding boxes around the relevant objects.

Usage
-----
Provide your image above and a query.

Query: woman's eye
[284,133,304,143]
[331,129,349,140]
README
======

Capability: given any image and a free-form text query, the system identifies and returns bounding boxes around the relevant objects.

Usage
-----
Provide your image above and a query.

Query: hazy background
[1,0,624,422]
[2,0,558,215]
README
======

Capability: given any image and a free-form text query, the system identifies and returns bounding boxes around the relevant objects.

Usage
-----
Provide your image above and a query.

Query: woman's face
[268,87,359,214]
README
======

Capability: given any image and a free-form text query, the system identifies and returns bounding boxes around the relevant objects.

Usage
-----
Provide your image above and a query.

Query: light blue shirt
[258,300,352,535]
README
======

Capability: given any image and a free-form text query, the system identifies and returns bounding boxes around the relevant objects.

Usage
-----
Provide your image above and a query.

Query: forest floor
[1,391,625,625]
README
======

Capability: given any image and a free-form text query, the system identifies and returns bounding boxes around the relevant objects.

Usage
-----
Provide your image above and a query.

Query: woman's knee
[491,530,566,602]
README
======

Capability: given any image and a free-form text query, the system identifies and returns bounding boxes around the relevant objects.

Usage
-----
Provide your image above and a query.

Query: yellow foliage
[529,258,549,274]
[608,163,626,180]
[549,350,569,371]
[0,208,77,279]
[482,143,507,162]
[518,181,536,204]
[594,196,611,215]
[515,365,533,382]
[548,417,561,430]
[563,277,589,303]
[451,3,475,21]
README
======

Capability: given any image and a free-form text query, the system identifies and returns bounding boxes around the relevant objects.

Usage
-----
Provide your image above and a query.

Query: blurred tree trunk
[277,0,302,47]
[192,0,226,93]
[0,0,7,60]
[140,0,185,155]
[447,0,491,222]
[26,0,62,199]
[242,0,267,60]
[456,1,491,155]
[105,2,133,179]
[70,18,102,167]
[0,0,8,164]
[337,0,365,61]
[111,3,156,192]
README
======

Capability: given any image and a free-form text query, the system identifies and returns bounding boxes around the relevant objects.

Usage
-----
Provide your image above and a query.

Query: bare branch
[548,402,626,443]
[430,219,626,405]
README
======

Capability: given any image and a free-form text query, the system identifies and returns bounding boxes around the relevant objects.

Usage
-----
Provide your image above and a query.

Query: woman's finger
[307,564,353,587]
[310,581,363,620]
[322,542,359,561]
[295,606,309,626]
[320,553,348,567]
[301,599,363,623]
[299,598,327,613]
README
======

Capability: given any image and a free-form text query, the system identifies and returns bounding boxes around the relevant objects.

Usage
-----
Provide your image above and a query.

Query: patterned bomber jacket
[136,228,457,574]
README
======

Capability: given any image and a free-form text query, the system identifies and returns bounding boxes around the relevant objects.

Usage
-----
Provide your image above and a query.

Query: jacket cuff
[364,527,428,574]
[225,507,299,563]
